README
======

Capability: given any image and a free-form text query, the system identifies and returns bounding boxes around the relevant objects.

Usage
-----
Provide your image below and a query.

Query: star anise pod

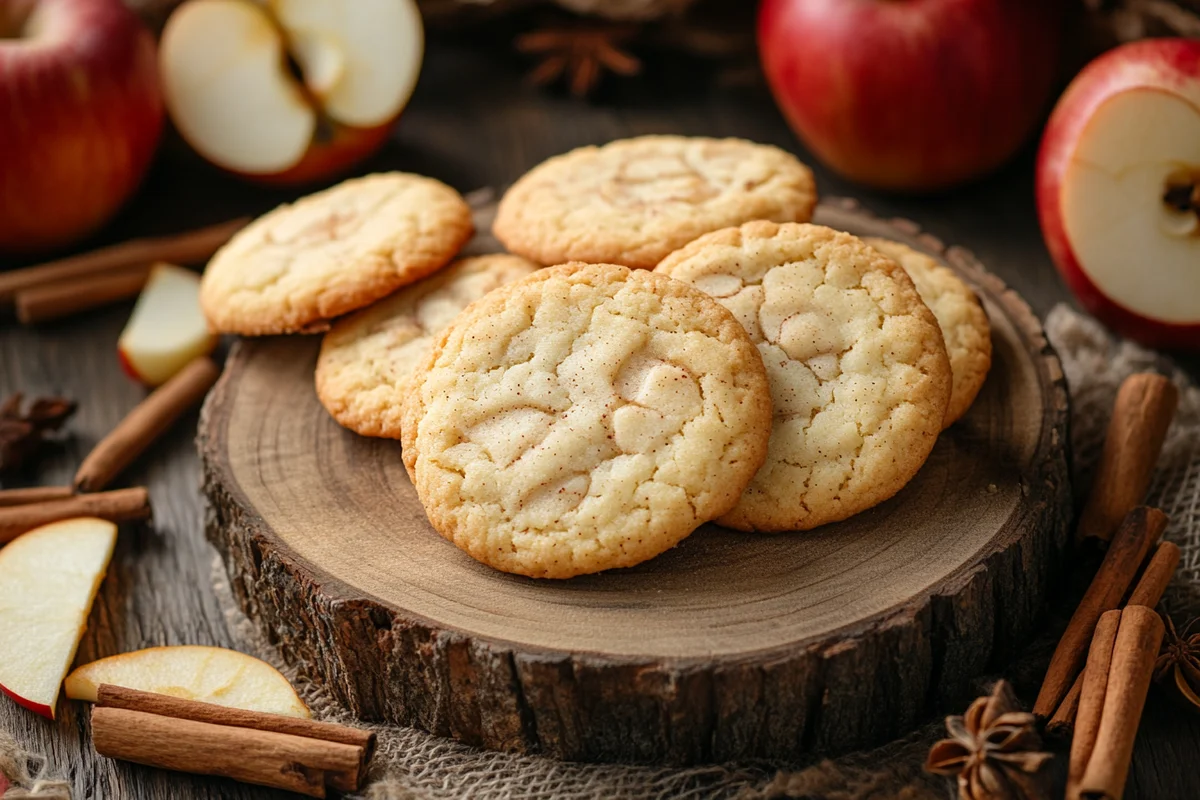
[925,680,1053,800]
[0,393,76,475]
[516,25,642,98]
[1155,613,1200,710]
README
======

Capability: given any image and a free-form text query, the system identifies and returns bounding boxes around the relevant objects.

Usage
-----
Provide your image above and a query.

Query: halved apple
[65,645,310,718]
[0,518,118,719]
[159,0,423,184]
[118,263,218,386]
[1038,38,1200,349]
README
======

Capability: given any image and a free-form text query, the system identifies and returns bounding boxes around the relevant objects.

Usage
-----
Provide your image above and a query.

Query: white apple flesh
[1062,91,1200,323]
[271,0,422,127]
[118,263,218,387]
[0,518,117,719]
[1038,38,1200,349]
[159,0,423,184]
[65,645,310,718]
[160,0,314,175]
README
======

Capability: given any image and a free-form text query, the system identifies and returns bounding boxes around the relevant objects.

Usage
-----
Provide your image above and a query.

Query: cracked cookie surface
[201,173,474,335]
[864,238,992,427]
[656,222,951,532]
[494,136,817,270]
[316,254,540,439]
[401,262,773,579]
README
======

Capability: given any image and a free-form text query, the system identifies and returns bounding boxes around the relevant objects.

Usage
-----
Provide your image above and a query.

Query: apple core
[1163,169,1199,235]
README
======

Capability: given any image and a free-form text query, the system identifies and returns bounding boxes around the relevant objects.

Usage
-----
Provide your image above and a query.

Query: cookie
[864,238,992,427]
[316,254,540,438]
[401,262,773,579]
[201,173,474,335]
[656,222,952,533]
[494,136,817,270]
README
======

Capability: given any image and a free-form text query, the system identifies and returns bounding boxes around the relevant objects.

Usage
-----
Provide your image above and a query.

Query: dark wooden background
[1,33,1197,800]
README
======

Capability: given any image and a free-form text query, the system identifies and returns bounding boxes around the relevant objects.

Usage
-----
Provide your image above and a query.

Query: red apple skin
[0,683,53,719]
[236,121,395,187]
[1037,38,1200,351]
[0,0,163,255]
[116,345,143,384]
[758,0,1065,192]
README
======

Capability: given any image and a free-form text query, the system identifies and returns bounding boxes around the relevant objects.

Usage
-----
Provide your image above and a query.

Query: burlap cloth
[0,728,70,800]
[3,304,1198,798]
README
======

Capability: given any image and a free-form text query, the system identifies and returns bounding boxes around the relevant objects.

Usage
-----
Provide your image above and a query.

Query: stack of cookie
[200,135,991,580]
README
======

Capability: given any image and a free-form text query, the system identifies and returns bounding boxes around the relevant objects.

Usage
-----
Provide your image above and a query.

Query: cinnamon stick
[1047,672,1084,736]
[1126,540,1181,607]
[75,357,220,492]
[1047,539,1180,732]
[91,706,361,798]
[1077,374,1178,544]
[0,486,73,507]
[0,487,149,543]
[1076,605,1166,800]
[97,685,373,791]
[0,218,249,305]
[1067,609,1122,800]
[1033,506,1167,717]
[15,265,150,324]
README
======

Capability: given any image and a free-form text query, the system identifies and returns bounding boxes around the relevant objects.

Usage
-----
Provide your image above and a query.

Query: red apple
[158,0,424,186]
[1037,38,1200,350]
[0,518,117,719]
[0,0,162,255]
[758,0,1065,192]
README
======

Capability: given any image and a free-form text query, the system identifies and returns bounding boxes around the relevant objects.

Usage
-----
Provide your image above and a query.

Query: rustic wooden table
[1,37,1196,800]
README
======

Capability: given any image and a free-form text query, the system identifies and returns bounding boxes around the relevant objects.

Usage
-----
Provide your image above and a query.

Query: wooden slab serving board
[198,199,1070,765]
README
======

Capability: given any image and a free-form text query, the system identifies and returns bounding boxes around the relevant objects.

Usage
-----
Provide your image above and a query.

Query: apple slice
[118,263,218,386]
[65,645,310,718]
[1038,38,1200,349]
[0,517,118,719]
[159,0,423,184]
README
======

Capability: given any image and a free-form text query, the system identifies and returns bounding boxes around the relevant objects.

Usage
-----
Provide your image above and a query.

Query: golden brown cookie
[656,222,952,532]
[401,262,773,579]
[494,136,817,269]
[864,238,992,426]
[201,173,473,335]
[316,254,540,438]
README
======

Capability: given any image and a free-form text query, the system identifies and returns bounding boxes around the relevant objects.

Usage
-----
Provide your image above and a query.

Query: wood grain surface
[1,35,1198,799]
[199,199,1071,763]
